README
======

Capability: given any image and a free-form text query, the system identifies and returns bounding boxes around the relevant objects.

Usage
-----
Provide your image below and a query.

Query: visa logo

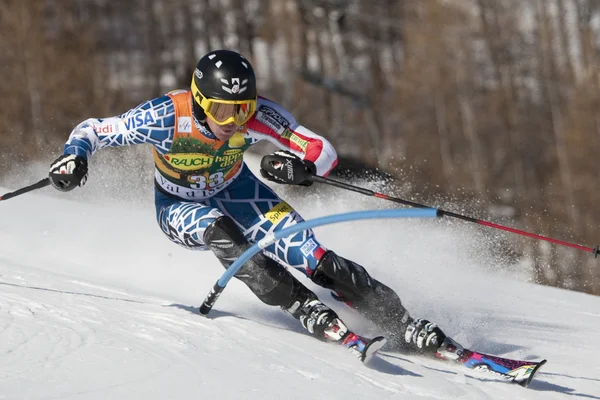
[124,110,157,130]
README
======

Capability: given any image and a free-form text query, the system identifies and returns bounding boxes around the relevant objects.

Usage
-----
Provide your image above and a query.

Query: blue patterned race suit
[62,88,430,352]
[63,91,337,274]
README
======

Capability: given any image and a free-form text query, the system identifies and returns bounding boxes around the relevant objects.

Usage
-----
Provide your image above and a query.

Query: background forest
[2,0,600,294]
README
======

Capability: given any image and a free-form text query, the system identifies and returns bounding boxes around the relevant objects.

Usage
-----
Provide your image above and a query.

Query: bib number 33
[189,172,225,190]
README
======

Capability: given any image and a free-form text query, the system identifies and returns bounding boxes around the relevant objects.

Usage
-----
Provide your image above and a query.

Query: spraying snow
[0,152,598,399]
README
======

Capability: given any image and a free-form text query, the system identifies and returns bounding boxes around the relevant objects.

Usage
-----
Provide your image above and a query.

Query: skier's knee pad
[311,251,377,301]
[313,251,413,337]
[203,215,250,264]
[312,250,403,303]
[203,215,298,307]
[263,272,312,309]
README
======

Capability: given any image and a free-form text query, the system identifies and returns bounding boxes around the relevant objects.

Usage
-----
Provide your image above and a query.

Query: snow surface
[1,153,599,400]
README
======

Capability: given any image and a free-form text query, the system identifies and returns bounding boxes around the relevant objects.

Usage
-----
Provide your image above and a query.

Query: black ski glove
[260,150,317,186]
[49,154,88,192]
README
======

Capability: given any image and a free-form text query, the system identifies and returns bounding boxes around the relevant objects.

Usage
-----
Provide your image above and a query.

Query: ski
[451,349,546,387]
[378,337,546,387]
[343,333,387,363]
[362,336,387,363]
[435,339,546,387]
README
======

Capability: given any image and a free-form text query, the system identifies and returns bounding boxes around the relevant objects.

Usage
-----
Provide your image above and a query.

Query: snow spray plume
[308,174,600,259]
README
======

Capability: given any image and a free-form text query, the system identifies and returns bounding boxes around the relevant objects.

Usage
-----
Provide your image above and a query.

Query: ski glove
[259,150,317,186]
[49,154,88,192]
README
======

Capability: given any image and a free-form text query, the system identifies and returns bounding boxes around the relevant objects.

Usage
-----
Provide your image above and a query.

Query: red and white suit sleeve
[246,97,338,176]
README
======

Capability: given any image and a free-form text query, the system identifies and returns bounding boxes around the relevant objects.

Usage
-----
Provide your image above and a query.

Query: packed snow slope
[0,153,599,400]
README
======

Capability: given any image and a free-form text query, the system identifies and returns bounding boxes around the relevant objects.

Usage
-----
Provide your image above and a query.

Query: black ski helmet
[191,50,257,122]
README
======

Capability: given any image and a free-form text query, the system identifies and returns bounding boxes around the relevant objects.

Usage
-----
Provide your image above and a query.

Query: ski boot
[403,318,447,355]
[403,318,466,361]
[285,293,386,363]
[435,336,466,361]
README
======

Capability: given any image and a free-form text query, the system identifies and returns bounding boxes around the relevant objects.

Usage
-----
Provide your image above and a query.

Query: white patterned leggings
[154,164,326,274]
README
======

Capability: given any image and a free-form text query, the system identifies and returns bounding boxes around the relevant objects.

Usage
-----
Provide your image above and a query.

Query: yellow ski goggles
[191,78,257,126]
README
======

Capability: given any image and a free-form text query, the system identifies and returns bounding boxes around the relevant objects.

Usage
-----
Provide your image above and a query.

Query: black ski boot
[283,284,386,362]
[403,318,447,355]
[310,251,450,355]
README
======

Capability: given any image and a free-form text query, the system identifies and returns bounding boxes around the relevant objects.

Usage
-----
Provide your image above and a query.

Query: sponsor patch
[214,152,244,168]
[223,149,242,156]
[256,105,289,134]
[162,151,244,171]
[123,109,157,130]
[164,153,214,170]
[281,129,309,151]
[300,238,318,257]
[178,117,192,133]
[92,122,119,135]
[265,201,294,224]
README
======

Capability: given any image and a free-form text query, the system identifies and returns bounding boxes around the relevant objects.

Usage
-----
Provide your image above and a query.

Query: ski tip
[515,359,547,388]
[362,336,387,364]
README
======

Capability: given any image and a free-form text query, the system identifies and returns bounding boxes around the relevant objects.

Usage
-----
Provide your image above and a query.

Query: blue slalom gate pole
[199,208,439,316]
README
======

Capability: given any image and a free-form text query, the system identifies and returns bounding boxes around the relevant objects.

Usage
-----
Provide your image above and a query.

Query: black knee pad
[311,250,375,301]
[312,250,408,319]
[203,216,301,307]
[312,251,419,342]
[203,215,250,265]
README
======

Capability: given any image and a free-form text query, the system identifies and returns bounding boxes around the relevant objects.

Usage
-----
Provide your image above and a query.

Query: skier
[48,49,458,361]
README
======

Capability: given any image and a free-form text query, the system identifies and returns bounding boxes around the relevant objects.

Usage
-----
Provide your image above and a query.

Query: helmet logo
[194,69,203,79]
[221,78,248,94]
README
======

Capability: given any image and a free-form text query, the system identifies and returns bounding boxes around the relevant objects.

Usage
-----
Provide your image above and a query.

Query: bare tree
[2,0,600,294]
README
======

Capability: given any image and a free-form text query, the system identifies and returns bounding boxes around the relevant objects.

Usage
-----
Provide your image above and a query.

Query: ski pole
[199,208,439,316]
[309,174,600,258]
[0,178,50,201]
